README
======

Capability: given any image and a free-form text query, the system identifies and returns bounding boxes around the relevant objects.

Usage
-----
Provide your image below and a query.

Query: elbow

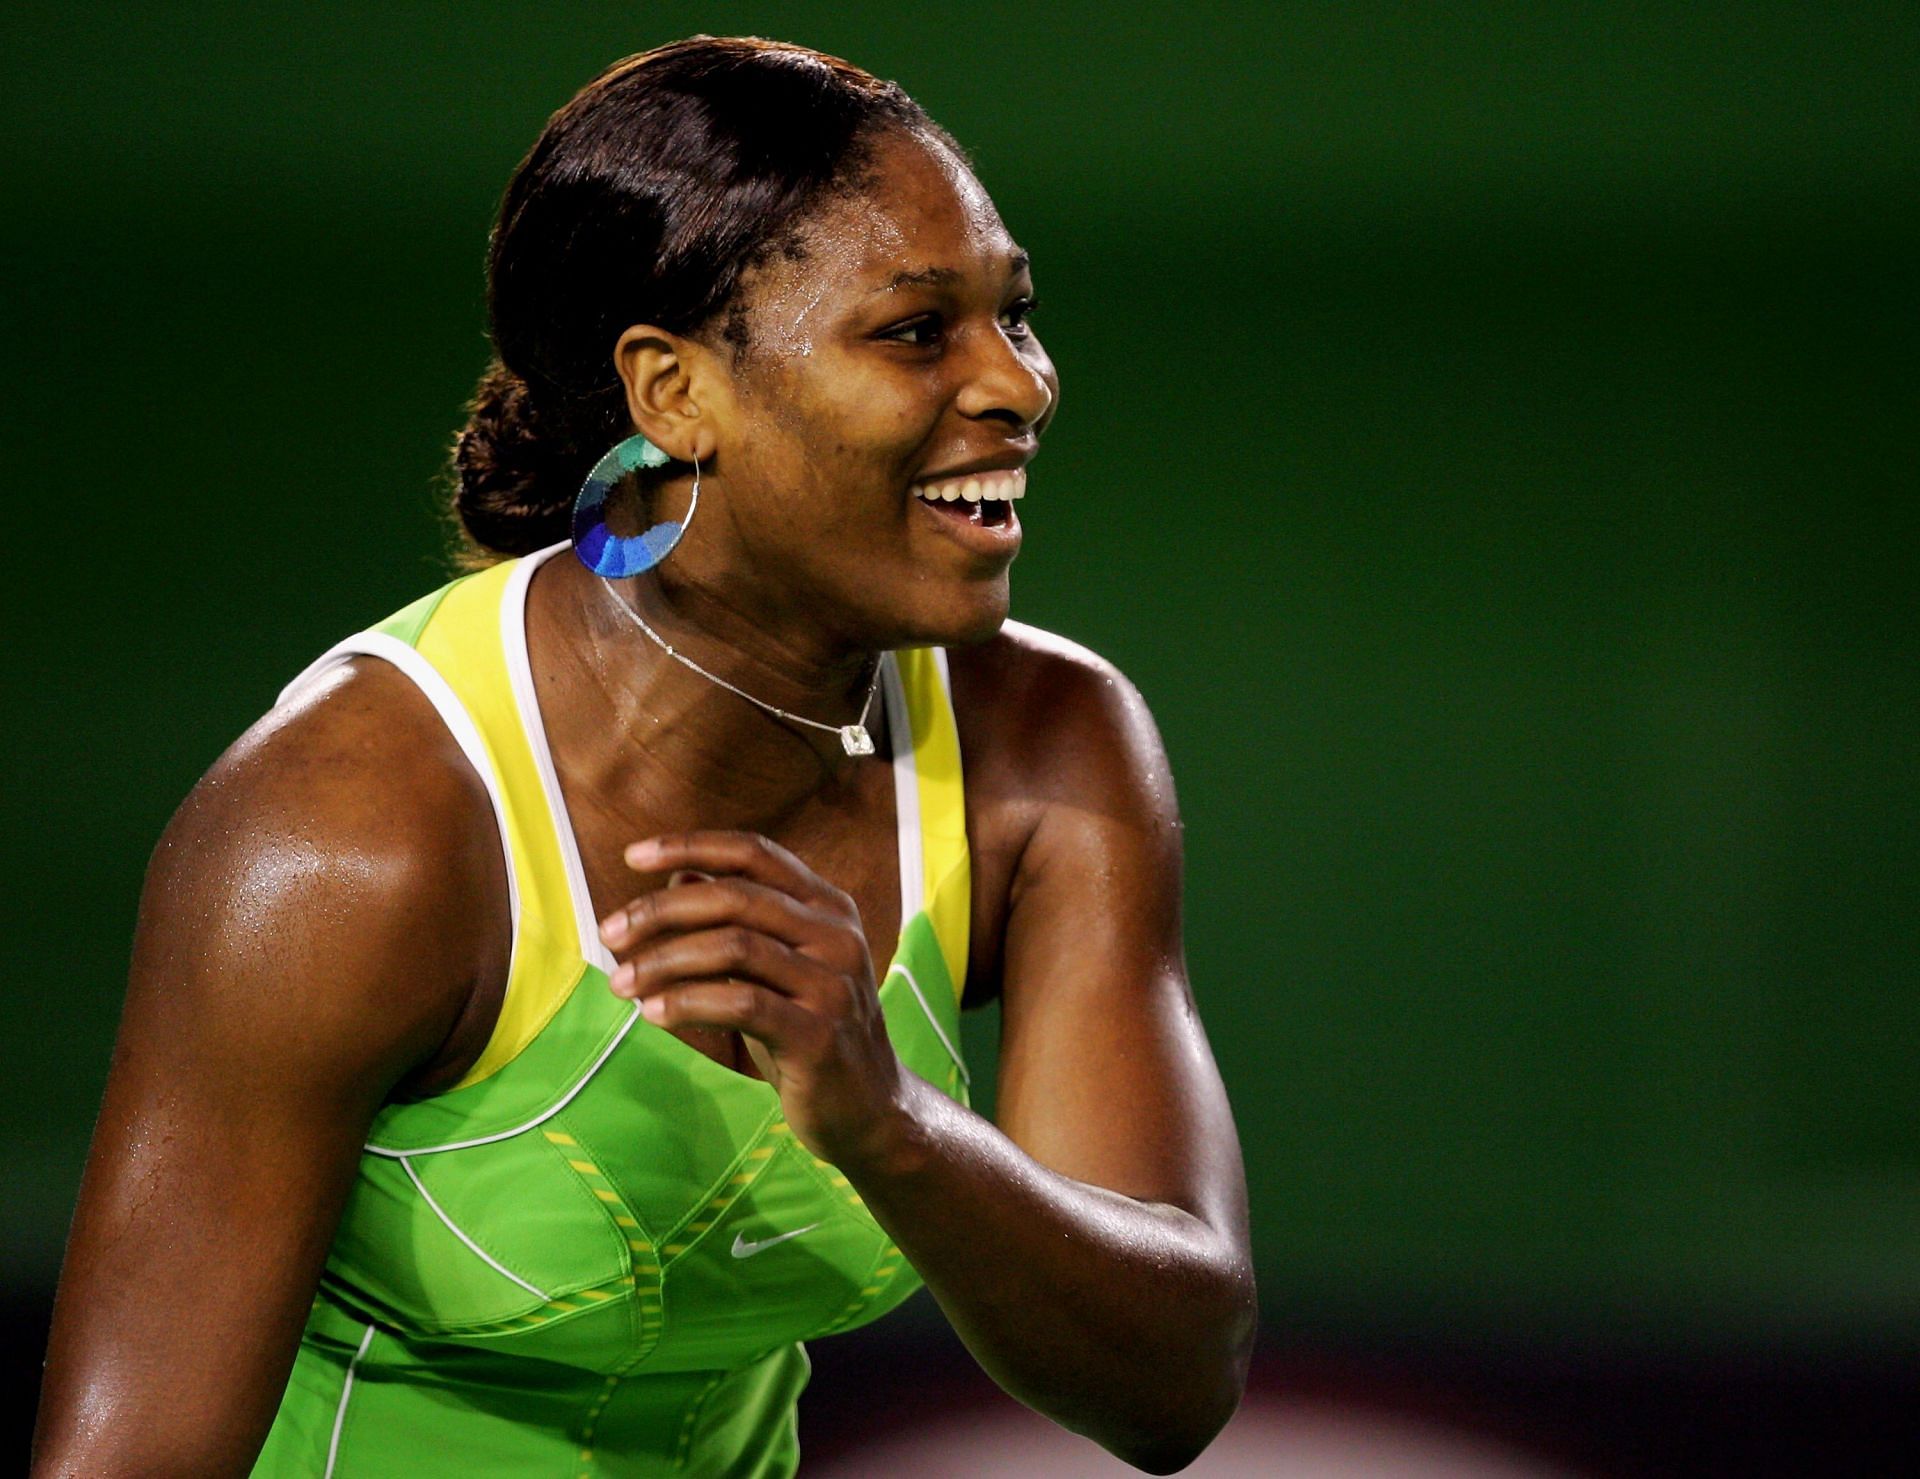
[1108,1258,1258,1473]
[1120,1370,1251,1474]
[1109,1373,1247,1475]
[1126,1442,1224,1477]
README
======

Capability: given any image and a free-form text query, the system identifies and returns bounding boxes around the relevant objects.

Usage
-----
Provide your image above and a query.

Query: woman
[34,37,1254,1477]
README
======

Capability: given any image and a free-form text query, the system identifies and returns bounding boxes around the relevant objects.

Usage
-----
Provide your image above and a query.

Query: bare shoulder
[138,655,505,1090]
[946,619,1176,820]
[174,656,490,883]
[944,623,1180,1006]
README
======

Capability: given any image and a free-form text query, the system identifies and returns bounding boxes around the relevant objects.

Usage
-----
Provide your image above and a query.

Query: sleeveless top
[252,543,972,1477]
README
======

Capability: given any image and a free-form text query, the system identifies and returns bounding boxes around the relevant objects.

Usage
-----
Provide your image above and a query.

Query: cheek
[797,379,937,483]
[731,354,945,538]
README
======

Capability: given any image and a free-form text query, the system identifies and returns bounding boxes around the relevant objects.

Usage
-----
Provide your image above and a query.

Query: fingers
[599,874,830,957]
[608,924,844,1006]
[639,978,820,1054]
[624,832,855,914]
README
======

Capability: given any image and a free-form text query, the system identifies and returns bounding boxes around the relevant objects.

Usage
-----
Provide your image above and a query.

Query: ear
[612,325,721,465]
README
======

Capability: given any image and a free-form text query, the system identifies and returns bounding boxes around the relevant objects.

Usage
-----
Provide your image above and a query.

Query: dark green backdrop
[7,3,1916,1349]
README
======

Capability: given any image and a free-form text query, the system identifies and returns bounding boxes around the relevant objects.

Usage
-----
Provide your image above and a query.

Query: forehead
[835,131,1007,263]
[757,133,1021,312]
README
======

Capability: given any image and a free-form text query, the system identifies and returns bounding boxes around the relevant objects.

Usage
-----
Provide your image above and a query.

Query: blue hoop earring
[570,433,701,578]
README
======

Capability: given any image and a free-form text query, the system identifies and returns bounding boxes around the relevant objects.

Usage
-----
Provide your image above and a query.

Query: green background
[6,2,1916,1354]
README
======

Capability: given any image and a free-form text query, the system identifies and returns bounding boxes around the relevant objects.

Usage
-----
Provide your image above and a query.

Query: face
[685,129,1059,650]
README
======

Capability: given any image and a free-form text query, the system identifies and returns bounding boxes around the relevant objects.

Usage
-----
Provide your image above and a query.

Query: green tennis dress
[253,543,973,1476]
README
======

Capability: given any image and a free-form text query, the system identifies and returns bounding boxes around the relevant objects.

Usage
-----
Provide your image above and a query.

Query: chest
[338,861,968,1374]
[564,758,906,1077]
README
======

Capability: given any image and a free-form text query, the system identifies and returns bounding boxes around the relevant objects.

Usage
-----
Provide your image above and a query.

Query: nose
[955,325,1055,433]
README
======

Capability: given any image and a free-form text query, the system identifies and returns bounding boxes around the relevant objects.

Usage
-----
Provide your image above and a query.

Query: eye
[1000,295,1041,337]
[879,314,943,347]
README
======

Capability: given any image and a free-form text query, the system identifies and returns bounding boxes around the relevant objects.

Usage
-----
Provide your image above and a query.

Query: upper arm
[962,628,1250,1250]
[32,660,501,1477]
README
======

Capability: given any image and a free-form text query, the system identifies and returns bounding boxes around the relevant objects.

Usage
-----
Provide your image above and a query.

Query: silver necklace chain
[602,583,884,757]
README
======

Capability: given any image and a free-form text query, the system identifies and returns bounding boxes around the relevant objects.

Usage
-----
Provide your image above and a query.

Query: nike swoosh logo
[730,1222,821,1259]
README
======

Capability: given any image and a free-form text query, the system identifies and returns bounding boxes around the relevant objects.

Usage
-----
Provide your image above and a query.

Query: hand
[597,831,909,1169]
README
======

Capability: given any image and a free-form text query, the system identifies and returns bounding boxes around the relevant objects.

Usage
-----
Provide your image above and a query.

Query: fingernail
[639,996,666,1023]
[609,962,633,995]
[599,912,625,944]
[626,839,662,867]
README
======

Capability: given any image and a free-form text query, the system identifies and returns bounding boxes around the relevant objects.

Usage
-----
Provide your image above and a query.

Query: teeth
[911,468,1028,503]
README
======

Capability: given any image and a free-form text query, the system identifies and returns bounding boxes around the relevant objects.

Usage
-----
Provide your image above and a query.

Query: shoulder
[163,655,493,910]
[947,620,1176,821]
[138,654,504,1083]
[944,623,1181,1005]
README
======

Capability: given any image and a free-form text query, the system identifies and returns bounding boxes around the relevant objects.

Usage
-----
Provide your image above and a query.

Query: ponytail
[446,359,621,567]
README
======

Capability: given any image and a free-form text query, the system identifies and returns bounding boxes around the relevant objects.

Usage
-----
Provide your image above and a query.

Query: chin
[934,576,1011,648]
[881,576,1009,651]
[947,601,1009,648]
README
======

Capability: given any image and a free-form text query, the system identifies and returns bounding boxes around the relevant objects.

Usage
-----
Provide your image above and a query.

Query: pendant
[839,724,875,757]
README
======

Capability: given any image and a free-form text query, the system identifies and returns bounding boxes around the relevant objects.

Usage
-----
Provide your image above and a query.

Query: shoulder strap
[889,647,970,1000]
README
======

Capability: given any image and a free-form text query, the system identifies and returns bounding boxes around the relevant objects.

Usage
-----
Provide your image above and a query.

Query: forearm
[842,1072,1257,1473]
[600,829,1256,1466]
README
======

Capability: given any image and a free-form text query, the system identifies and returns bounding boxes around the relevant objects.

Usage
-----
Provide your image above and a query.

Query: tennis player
[34,37,1254,1476]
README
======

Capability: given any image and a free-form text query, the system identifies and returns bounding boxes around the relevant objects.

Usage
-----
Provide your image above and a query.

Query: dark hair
[448,36,959,565]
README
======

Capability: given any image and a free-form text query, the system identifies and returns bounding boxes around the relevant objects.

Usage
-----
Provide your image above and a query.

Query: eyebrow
[873,249,1033,295]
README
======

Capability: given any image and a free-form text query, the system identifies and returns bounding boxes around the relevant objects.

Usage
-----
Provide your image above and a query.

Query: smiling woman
[32,36,1254,1478]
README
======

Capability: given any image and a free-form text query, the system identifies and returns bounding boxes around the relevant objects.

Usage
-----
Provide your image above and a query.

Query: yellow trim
[407,559,584,1088]
[897,648,971,998]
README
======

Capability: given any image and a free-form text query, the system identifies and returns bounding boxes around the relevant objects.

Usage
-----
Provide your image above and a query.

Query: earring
[570,433,702,578]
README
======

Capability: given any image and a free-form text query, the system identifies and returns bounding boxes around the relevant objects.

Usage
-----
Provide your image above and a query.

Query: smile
[909,467,1027,505]
[906,466,1025,558]
[908,468,1025,537]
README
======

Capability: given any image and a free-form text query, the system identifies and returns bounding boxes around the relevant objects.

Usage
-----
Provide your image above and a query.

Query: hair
[447,36,963,566]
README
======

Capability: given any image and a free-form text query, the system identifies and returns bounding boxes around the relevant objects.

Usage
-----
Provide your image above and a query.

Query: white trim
[400,1155,552,1300]
[887,961,969,1086]
[505,544,619,972]
[365,1000,643,1156]
[323,1321,376,1479]
[275,630,523,993]
[883,651,923,927]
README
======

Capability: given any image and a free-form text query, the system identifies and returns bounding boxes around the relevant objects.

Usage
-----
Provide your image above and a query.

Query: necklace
[603,584,884,757]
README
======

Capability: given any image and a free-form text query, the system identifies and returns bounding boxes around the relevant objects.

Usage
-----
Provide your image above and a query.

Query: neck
[543,554,888,826]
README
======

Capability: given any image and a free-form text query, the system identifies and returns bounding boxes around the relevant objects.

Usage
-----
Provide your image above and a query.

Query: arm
[857,639,1254,1471]
[597,635,1255,1473]
[32,662,500,1478]
[879,645,1251,1459]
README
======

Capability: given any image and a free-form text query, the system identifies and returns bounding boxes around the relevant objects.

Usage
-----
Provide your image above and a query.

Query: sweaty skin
[33,128,1255,1476]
